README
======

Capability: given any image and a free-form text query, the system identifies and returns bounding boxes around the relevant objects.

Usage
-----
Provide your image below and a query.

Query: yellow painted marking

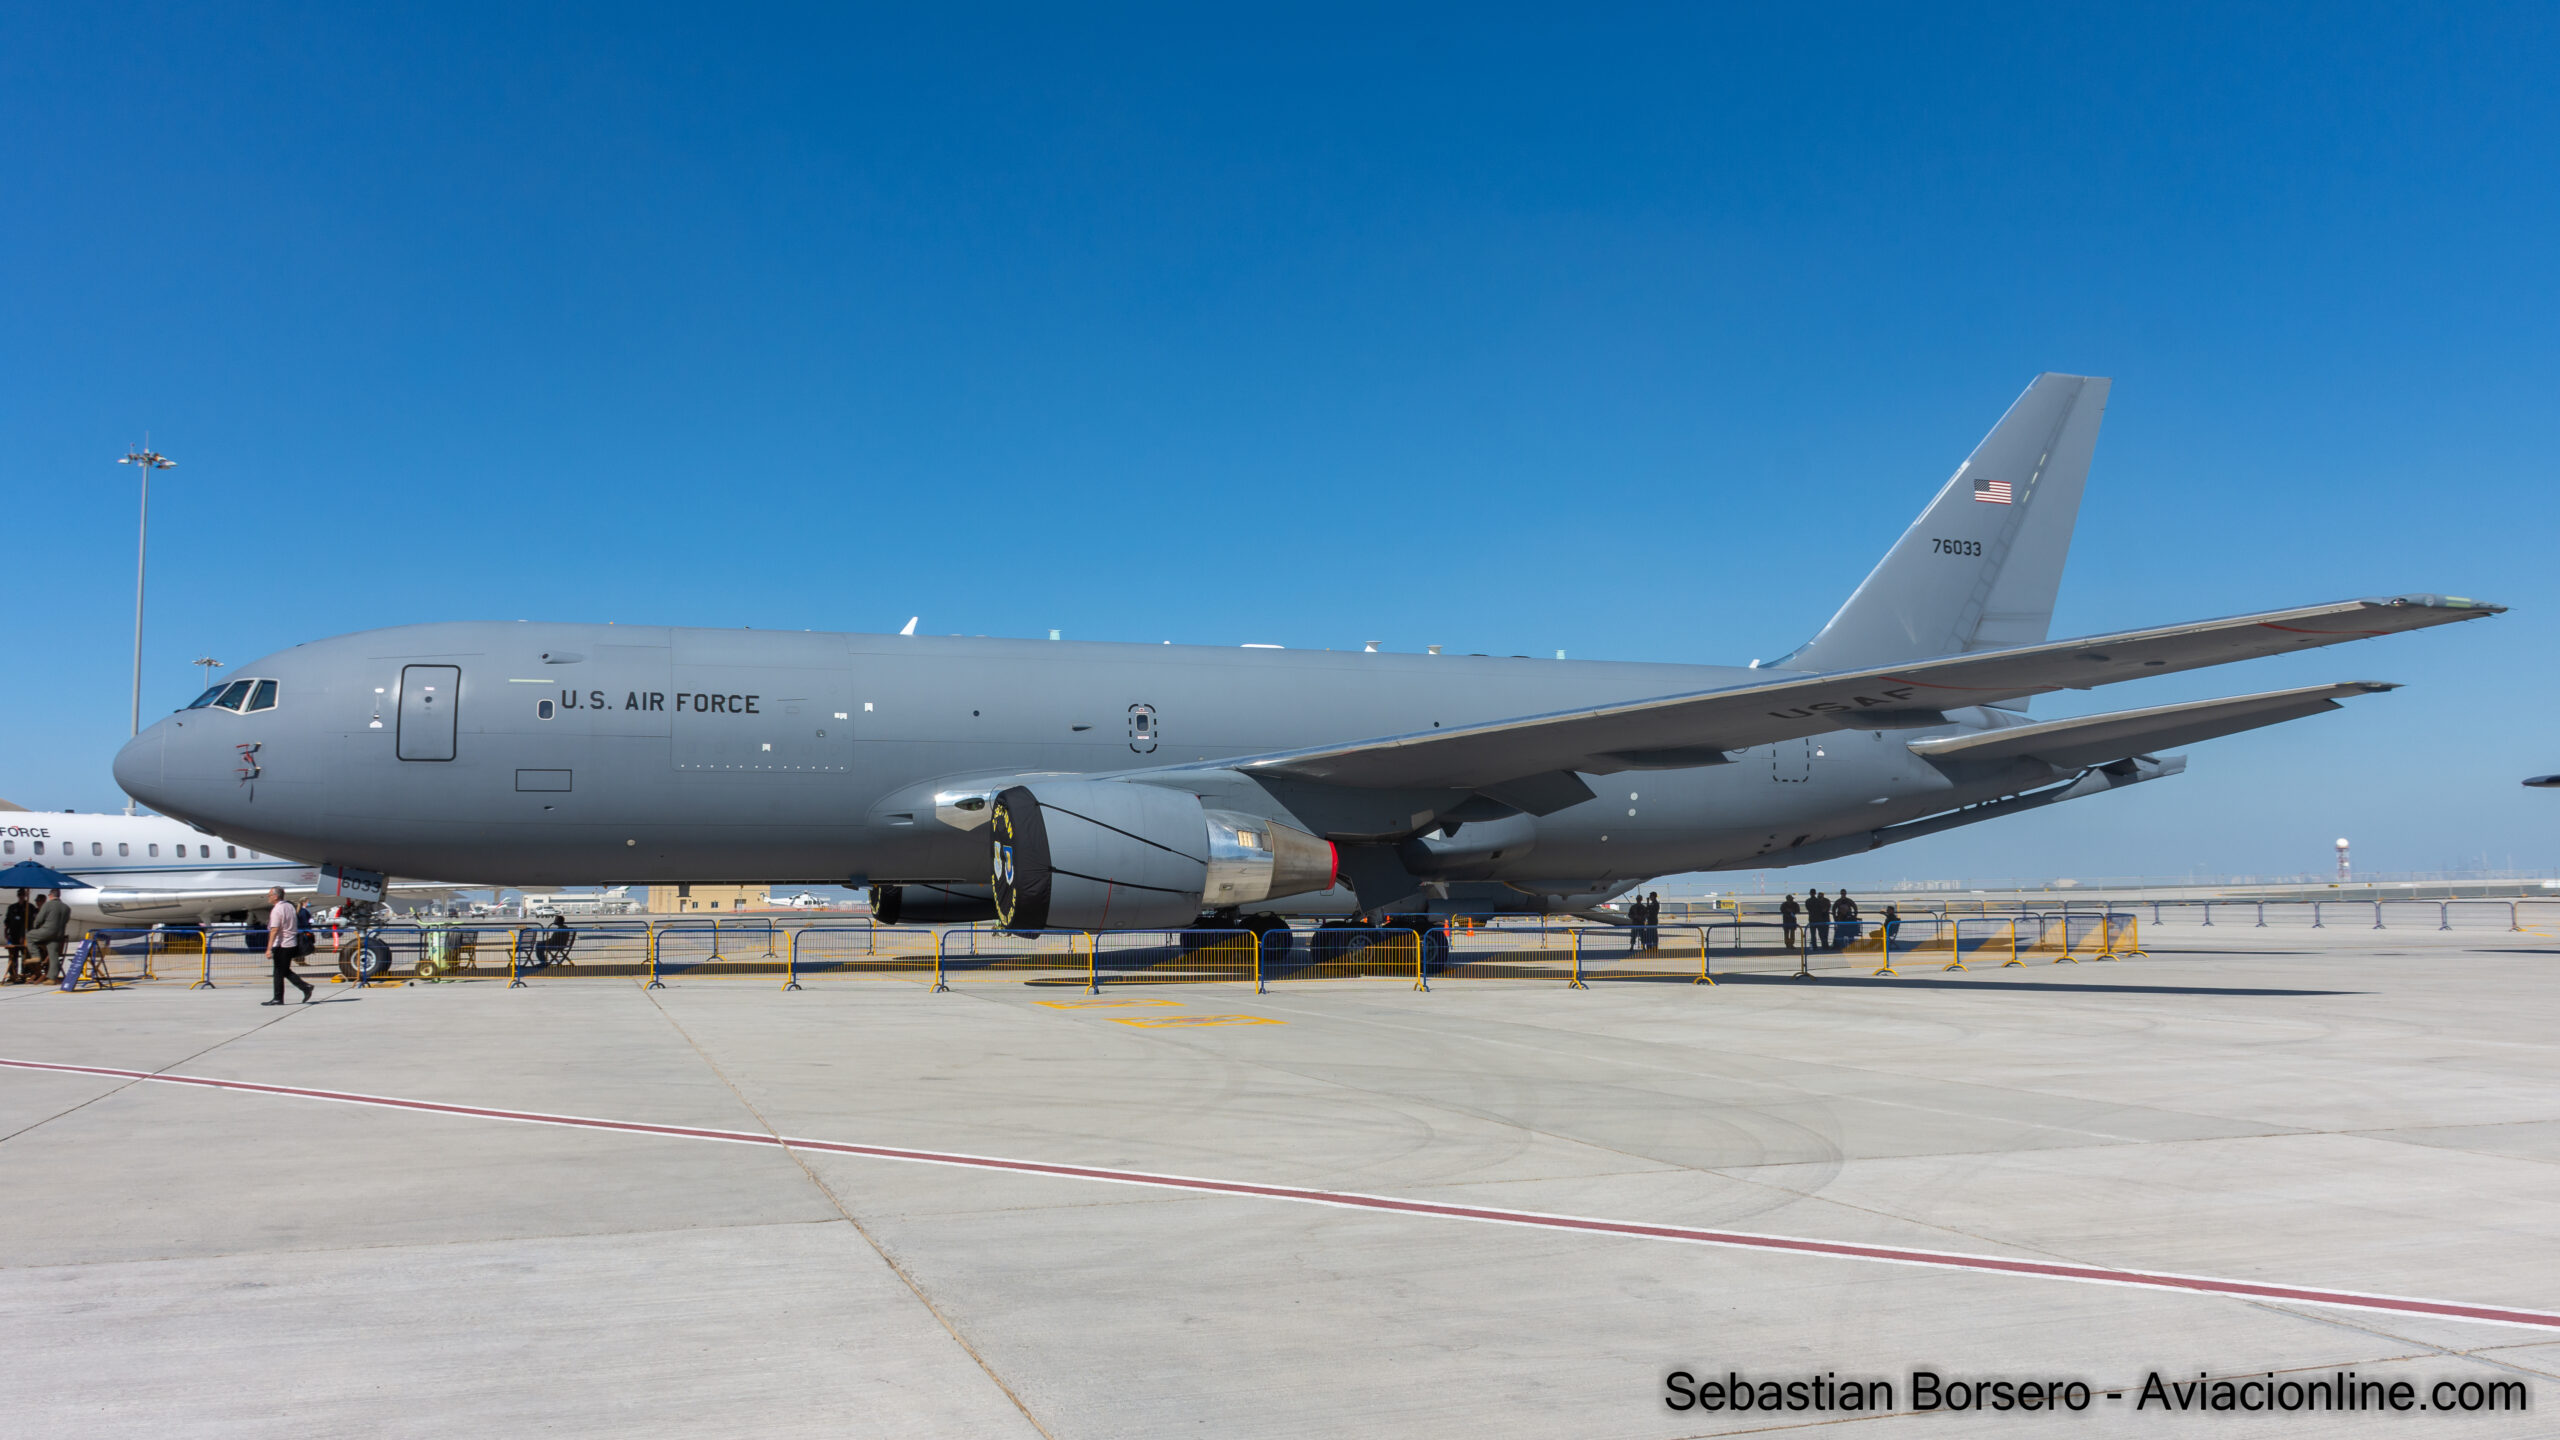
[1034,998,1183,1009]
[1110,1014,1285,1028]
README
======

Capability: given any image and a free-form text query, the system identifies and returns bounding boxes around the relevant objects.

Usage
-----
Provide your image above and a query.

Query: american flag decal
[1973,477,2014,504]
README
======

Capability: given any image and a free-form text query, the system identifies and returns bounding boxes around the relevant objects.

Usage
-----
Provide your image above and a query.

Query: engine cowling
[990,781,1337,931]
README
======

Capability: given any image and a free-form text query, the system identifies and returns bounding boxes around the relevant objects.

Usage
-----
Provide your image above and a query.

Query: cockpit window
[186,684,228,709]
[247,679,279,712]
[214,680,254,710]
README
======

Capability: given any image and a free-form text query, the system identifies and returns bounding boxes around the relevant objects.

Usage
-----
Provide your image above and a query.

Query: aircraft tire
[1253,920,1293,960]
[336,936,394,981]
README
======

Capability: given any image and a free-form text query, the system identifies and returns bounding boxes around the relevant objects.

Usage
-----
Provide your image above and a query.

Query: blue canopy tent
[0,861,93,891]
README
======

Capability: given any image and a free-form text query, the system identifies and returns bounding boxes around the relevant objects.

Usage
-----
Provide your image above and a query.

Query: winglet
[898,616,918,636]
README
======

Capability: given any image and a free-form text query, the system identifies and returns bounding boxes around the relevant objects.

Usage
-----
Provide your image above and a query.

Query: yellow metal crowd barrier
[59,908,2152,996]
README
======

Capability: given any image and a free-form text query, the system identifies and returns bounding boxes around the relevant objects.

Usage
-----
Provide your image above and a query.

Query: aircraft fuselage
[114,621,2059,899]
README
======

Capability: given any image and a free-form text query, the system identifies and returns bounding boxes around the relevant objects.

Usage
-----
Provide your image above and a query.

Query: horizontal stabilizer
[1905,682,2396,769]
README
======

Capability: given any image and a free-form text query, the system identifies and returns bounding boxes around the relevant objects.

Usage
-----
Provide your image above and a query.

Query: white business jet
[0,799,461,926]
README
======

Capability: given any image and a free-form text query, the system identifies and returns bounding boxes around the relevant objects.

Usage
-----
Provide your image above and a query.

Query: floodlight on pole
[193,656,225,696]
[119,443,175,814]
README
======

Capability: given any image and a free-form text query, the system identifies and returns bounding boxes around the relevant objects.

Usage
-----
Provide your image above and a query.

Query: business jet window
[247,680,279,712]
[32,841,43,854]
[2,840,12,854]
[148,844,159,857]
[213,680,253,710]
[226,846,237,859]
[200,845,211,858]
[186,684,228,709]
[92,842,103,856]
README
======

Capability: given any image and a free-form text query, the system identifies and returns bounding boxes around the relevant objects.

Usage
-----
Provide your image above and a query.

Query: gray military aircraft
[114,375,2500,939]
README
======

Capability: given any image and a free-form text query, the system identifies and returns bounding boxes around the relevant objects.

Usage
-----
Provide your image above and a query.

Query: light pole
[120,443,175,814]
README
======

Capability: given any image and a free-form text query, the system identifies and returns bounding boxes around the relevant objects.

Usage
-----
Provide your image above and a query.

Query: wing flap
[1229,595,2496,790]
[1904,682,2395,769]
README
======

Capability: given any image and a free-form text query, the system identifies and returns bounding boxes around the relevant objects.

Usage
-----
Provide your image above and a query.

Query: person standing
[264,887,313,1005]
[1833,891,1860,950]
[1779,893,1800,951]
[4,888,30,984]
[1806,889,1832,952]
[26,888,71,984]
[1625,894,1644,950]
[1644,892,1662,950]
[1882,902,1901,948]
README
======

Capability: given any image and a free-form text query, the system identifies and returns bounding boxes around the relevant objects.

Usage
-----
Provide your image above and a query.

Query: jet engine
[870,883,999,925]
[990,780,1337,931]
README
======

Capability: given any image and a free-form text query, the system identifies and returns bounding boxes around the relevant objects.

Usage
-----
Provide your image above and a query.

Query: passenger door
[397,665,461,761]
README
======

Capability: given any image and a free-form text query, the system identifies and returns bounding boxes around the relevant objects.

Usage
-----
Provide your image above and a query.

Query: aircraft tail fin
[1778,373,2110,680]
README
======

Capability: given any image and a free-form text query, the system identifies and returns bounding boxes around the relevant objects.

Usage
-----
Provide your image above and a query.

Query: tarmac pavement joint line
[636,993,1062,1440]
[6,1054,2555,1336]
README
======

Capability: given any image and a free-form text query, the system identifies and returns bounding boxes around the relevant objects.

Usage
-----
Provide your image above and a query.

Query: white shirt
[268,899,298,949]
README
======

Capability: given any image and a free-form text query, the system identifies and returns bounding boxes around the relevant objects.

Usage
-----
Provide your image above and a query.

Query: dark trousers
[271,950,313,1002]
[1812,920,1831,950]
[1781,920,1796,949]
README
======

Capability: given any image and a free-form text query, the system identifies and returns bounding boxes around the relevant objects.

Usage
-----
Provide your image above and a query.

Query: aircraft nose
[113,725,165,807]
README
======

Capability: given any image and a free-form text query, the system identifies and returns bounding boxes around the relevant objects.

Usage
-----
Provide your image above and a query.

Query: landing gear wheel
[1420,927,1450,974]
[337,935,394,981]
[1252,918,1293,960]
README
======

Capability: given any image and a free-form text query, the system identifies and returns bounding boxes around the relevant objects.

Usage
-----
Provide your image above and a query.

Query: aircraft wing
[1217,594,2496,793]
[1902,681,2396,769]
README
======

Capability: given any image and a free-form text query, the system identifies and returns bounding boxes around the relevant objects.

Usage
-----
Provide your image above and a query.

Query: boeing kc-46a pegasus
[113,376,2500,940]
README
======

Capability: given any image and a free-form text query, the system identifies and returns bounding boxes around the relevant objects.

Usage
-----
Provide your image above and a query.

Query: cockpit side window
[215,680,254,711]
[247,679,279,712]
[186,684,228,709]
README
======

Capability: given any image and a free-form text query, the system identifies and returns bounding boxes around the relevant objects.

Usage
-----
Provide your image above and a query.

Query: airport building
[645,882,772,913]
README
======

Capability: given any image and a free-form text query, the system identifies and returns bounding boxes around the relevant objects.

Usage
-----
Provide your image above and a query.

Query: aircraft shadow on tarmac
[1709,973,2362,997]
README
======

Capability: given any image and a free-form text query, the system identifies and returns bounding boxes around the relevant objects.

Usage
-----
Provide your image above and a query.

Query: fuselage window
[247,680,279,712]
[201,845,211,858]
[2,840,11,854]
[32,841,43,855]
[537,699,556,720]
[227,846,238,859]
[91,842,102,856]
[148,844,159,857]
[215,680,253,710]
[119,843,129,856]
[187,684,228,709]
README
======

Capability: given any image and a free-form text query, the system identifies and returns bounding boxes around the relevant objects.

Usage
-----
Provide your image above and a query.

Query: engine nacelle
[990,781,1336,931]
[870,883,998,925]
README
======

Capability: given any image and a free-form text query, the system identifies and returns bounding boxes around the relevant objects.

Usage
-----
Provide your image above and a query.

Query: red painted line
[10,1056,2556,1332]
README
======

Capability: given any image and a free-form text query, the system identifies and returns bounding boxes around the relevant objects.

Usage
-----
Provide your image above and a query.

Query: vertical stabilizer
[1778,373,2109,677]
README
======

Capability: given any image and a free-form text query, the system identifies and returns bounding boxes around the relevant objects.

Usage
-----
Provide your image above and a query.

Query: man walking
[1806,889,1832,952]
[1779,893,1799,951]
[264,887,313,1005]
[26,888,70,984]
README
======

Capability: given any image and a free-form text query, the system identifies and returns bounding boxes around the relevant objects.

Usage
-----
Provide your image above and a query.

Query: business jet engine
[868,883,999,925]
[989,780,1337,931]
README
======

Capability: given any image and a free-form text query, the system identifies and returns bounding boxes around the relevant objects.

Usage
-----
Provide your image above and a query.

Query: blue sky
[5,4,2553,885]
